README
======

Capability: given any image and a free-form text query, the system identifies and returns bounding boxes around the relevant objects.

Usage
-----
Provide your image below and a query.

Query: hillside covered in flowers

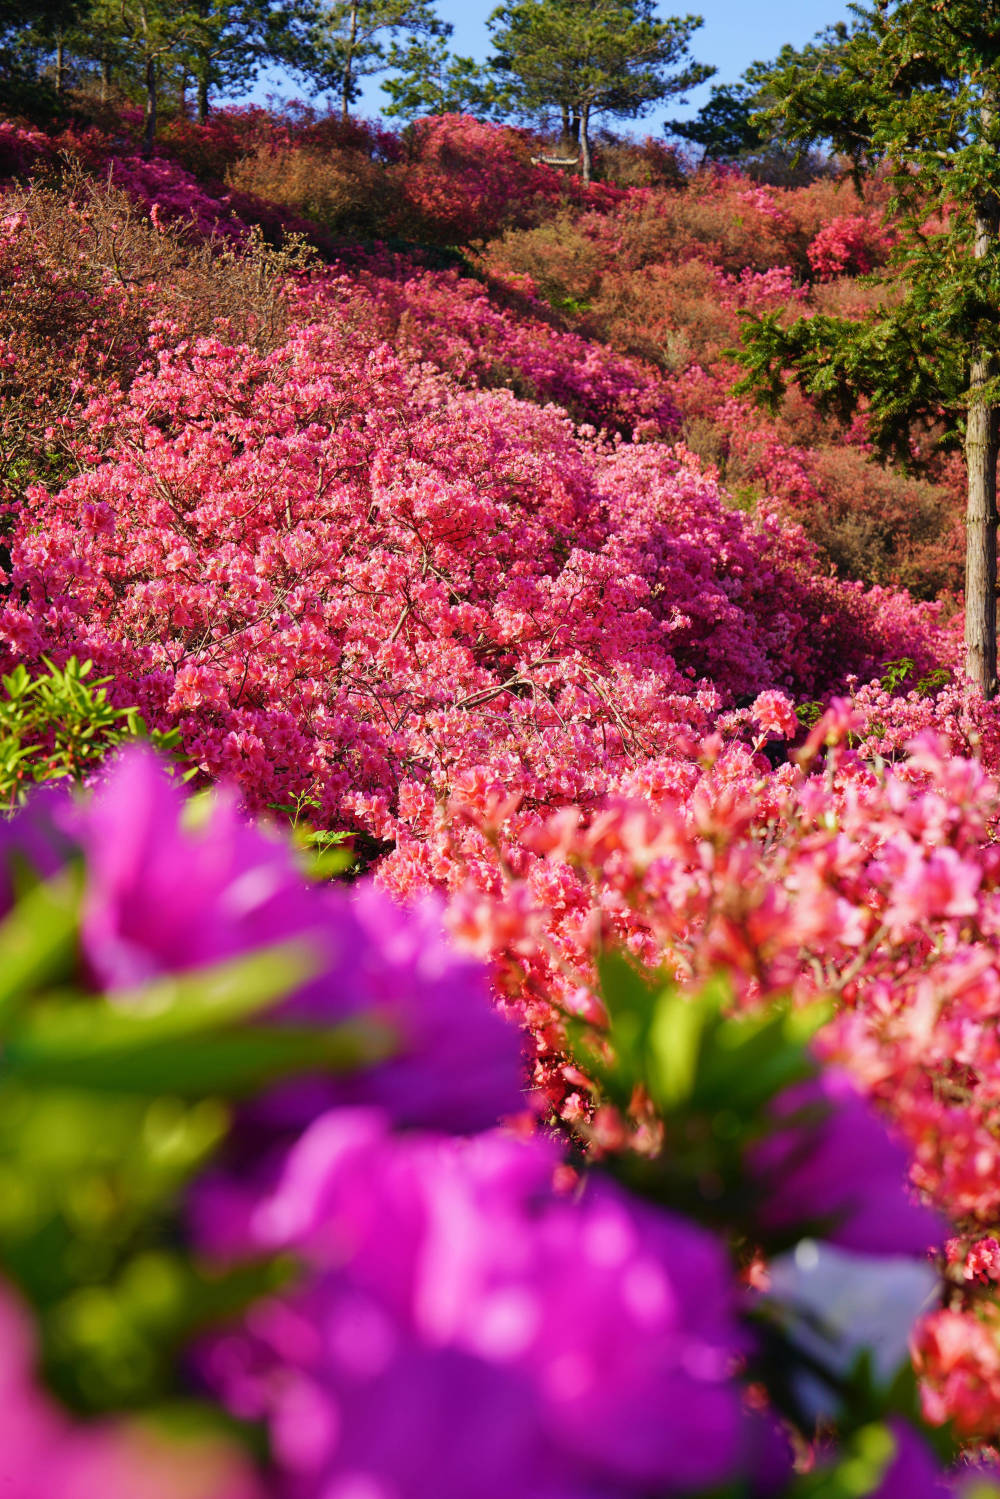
[3,96,1000,1498]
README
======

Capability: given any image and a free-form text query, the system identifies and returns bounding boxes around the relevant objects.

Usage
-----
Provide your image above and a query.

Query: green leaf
[5,1019,394,1096]
[692,1000,830,1114]
[646,978,713,1109]
[0,940,396,1094]
[0,870,81,1028]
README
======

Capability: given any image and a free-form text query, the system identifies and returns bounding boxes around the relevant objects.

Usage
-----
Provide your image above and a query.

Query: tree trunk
[579,104,591,185]
[197,70,209,122]
[341,0,358,121]
[100,50,111,102]
[965,197,1000,698]
[558,107,579,155]
[54,31,65,94]
[142,55,157,155]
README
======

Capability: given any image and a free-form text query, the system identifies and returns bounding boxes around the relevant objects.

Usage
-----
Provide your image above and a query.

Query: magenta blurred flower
[873,1421,952,1499]
[750,1069,944,1255]
[199,1108,781,1499]
[77,747,312,987]
[291,883,527,1130]
[75,748,525,1132]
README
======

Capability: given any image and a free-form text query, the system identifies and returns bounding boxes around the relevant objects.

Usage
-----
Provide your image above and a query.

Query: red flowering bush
[0,305,946,835]
[0,119,54,177]
[398,114,622,244]
[159,105,278,180]
[807,212,896,278]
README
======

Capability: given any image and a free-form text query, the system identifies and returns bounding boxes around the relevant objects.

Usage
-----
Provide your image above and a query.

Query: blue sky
[246,0,856,131]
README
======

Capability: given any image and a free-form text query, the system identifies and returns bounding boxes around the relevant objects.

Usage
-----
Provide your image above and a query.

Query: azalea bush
[0,318,945,828]
[481,163,960,598]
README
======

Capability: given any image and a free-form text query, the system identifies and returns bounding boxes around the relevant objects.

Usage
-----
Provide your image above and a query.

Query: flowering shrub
[0,119,54,177]
[396,114,620,240]
[0,101,962,596]
[107,154,248,243]
[808,212,896,278]
[159,106,280,180]
[299,254,682,437]
[0,313,947,837]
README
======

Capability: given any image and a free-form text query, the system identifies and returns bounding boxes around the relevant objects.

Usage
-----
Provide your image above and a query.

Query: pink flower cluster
[0,120,54,177]
[107,155,248,243]
[808,213,896,279]
[0,290,948,839]
[298,255,681,439]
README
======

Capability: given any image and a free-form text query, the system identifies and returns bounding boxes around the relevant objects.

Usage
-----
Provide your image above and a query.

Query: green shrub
[0,658,183,810]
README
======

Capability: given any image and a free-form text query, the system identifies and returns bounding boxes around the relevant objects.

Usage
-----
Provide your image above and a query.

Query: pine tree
[182,0,276,121]
[277,0,449,120]
[381,35,504,120]
[0,0,87,112]
[665,82,764,161]
[487,0,711,183]
[735,2,1000,696]
[82,0,200,147]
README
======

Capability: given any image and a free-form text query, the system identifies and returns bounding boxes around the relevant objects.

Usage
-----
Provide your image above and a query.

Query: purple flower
[207,1325,573,1499]
[75,748,525,1133]
[0,784,78,914]
[76,748,330,987]
[873,1421,952,1499]
[198,1109,779,1499]
[281,883,529,1131]
[750,1069,944,1255]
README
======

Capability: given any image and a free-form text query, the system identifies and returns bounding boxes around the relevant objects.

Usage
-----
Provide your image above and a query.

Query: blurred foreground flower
[751,1070,945,1256]
[198,1109,784,1499]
